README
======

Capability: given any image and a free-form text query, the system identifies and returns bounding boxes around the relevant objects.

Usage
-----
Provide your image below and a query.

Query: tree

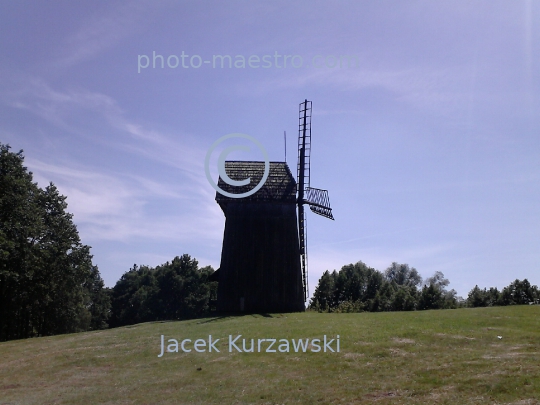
[467,285,487,307]
[85,266,112,330]
[109,255,215,327]
[0,144,109,341]
[466,285,501,308]
[418,283,444,310]
[365,269,384,303]
[0,144,41,340]
[421,271,458,309]
[500,279,539,305]
[109,264,159,327]
[485,287,501,306]
[337,261,380,304]
[154,254,212,320]
[384,262,422,287]
[310,270,335,312]
[370,281,396,312]
[391,285,419,311]
[425,271,450,291]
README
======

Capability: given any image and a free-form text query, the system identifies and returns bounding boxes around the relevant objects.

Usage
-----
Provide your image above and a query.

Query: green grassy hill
[1,306,539,404]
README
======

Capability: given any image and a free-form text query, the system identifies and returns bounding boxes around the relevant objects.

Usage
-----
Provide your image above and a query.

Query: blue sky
[1,1,538,299]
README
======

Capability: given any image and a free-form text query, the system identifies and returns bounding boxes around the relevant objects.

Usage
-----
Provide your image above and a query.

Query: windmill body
[213,100,333,313]
[214,162,304,313]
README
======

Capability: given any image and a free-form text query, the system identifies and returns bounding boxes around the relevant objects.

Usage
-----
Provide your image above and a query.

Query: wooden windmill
[212,100,333,312]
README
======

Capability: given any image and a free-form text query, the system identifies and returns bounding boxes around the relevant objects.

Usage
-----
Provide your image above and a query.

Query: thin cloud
[5,78,209,180]
[4,77,223,245]
[52,2,148,69]
[26,158,223,243]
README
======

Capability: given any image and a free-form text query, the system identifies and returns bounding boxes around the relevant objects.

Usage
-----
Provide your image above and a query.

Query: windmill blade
[298,207,308,301]
[306,187,334,220]
[297,100,311,193]
[297,99,312,302]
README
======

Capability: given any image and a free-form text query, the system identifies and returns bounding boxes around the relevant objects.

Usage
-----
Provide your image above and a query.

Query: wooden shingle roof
[215,161,297,203]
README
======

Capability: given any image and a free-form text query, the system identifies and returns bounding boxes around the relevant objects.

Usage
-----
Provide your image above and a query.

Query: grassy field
[1,306,539,405]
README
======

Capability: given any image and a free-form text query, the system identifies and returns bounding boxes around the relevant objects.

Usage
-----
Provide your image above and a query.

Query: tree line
[309,261,540,312]
[0,143,217,341]
[1,143,538,341]
[466,279,540,307]
[0,144,109,341]
[109,256,216,328]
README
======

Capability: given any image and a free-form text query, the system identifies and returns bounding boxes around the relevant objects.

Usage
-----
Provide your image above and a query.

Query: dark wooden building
[213,161,305,313]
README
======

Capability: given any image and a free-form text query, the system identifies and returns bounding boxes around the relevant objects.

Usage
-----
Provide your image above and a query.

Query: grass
[1,305,540,404]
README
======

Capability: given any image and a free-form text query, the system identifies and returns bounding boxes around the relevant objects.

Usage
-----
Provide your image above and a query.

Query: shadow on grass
[117,312,284,328]
[196,312,279,323]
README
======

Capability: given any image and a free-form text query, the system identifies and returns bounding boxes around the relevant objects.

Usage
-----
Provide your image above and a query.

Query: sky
[1,1,539,299]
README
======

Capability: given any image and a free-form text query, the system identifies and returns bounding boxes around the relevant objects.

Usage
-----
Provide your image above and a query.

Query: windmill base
[215,201,305,313]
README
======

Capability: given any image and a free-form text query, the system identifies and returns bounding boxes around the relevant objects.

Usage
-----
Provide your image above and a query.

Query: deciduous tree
[0,144,109,341]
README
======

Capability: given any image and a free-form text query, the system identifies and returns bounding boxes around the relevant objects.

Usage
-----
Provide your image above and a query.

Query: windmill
[211,99,333,313]
[297,99,334,301]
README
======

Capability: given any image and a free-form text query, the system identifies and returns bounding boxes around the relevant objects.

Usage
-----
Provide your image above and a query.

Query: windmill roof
[215,161,297,203]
